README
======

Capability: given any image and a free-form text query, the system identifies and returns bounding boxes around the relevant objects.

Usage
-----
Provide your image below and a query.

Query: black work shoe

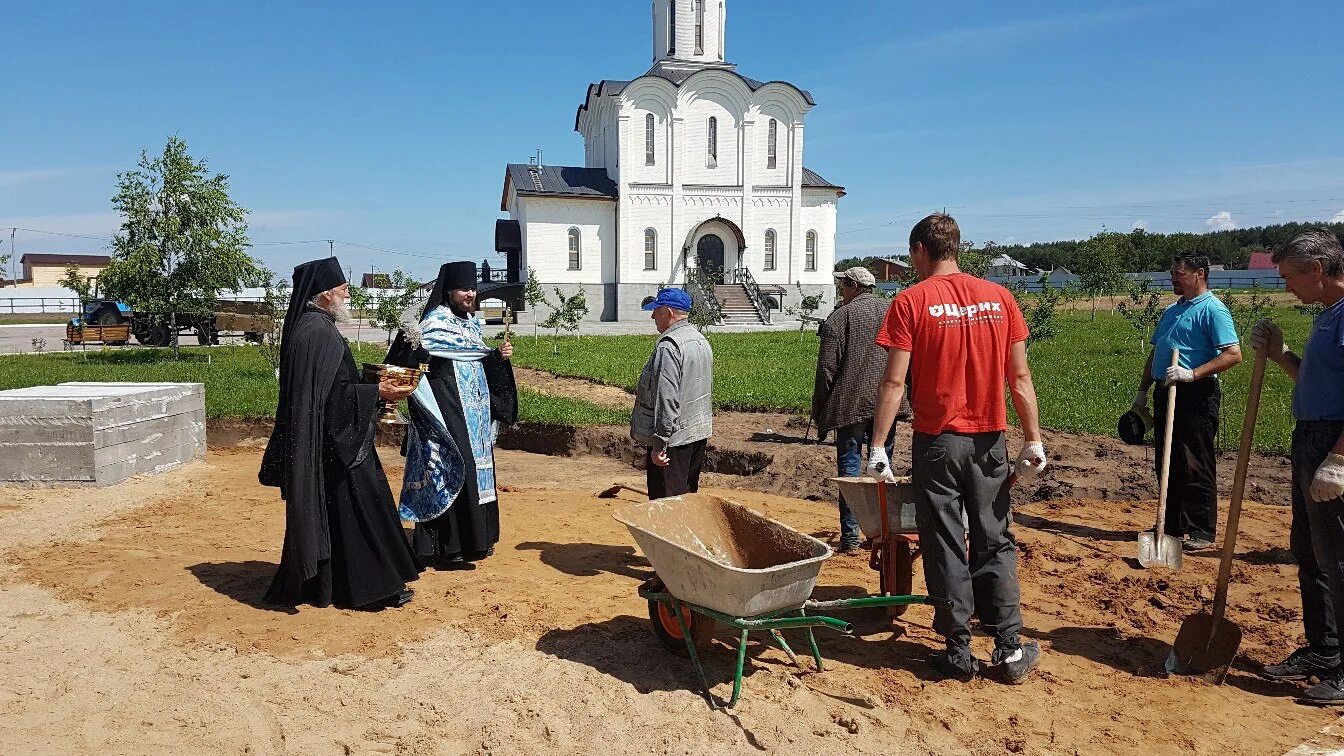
[994,641,1042,685]
[836,541,863,555]
[1263,647,1342,681]
[1183,537,1214,552]
[1303,667,1344,705]
[933,646,983,682]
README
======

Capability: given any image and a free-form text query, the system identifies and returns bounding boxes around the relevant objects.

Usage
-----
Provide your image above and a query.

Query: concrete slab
[0,382,206,485]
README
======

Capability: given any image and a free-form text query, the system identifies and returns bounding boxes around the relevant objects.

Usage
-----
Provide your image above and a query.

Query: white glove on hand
[1165,365,1196,383]
[1014,442,1048,479]
[1310,454,1344,503]
[1249,319,1286,358]
[1131,390,1148,410]
[865,448,897,482]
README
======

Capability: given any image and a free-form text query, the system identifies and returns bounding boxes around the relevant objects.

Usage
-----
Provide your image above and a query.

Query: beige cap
[833,266,877,287]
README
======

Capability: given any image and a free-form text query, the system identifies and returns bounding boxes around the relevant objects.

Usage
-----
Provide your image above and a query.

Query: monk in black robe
[260,257,422,608]
[385,261,517,568]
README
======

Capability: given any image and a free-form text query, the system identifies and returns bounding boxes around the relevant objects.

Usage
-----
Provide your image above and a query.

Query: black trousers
[645,440,708,499]
[1152,377,1220,541]
[1291,420,1344,656]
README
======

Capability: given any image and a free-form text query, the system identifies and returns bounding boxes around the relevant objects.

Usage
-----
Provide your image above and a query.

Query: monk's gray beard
[328,300,354,326]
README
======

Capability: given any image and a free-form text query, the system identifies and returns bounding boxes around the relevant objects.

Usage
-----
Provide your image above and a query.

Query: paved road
[0,317,791,356]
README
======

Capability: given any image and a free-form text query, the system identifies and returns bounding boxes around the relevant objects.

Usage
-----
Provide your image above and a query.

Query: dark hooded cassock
[385,261,517,562]
[259,257,421,608]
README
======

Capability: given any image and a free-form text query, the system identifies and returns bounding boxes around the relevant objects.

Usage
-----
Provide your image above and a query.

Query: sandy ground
[1,429,1340,756]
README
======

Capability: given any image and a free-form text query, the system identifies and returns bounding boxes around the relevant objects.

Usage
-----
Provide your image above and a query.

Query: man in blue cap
[631,288,715,498]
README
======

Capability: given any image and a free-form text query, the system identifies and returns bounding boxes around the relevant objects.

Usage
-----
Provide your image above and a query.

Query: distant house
[985,253,1034,277]
[7,253,111,289]
[871,257,912,281]
[361,272,392,288]
[1248,251,1276,270]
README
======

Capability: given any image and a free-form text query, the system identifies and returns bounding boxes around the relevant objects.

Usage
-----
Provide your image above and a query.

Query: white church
[498,0,843,323]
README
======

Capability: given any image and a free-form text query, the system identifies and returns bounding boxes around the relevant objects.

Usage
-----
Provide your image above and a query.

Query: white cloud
[1330,210,1344,224]
[1205,211,1237,232]
[0,168,75,189]
[1132,220,1148,231]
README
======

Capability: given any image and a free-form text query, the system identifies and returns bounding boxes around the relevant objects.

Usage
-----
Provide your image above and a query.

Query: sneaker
[1183,537,1214,552]
[1303,667,1344,705]
[994,641,1042,685]
[1263,647,1341,682]
[933,645,983,682]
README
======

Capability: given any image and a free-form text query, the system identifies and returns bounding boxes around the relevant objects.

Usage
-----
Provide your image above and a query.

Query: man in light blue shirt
[1130,254,1242,550]
[1250,229,1344,704]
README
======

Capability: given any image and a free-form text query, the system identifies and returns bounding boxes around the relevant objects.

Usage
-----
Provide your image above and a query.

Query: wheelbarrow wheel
[649,598,714,657]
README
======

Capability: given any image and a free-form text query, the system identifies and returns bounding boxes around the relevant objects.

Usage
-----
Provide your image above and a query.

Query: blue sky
[3,0,1342,282]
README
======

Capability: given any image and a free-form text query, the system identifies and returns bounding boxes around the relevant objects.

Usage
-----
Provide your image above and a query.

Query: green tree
[58,264,94,302]
[1007,275,1060,351]
[258,274,290,377]
[1074,232,1132,321]
[784,282,823,340]
[348,284,370,345]
[685,266,725,333]
[98,135,266,357]
[540,286,588,354]
[523,267,546,342]
[1115,277,1165,352]
[957,240,992,278]
[368,269,422,346]
[1218,281,1273,340]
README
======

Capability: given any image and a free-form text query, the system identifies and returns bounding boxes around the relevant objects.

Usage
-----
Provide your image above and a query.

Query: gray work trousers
[912,430,1023,649]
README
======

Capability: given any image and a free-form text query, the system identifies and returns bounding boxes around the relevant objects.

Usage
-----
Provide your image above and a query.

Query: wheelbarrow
[612,493,947,709]
[832,476,921,618]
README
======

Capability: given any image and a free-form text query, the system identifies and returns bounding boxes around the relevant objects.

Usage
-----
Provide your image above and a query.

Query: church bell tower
[652,0,730,69]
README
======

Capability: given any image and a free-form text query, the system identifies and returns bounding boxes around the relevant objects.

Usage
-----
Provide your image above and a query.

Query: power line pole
[9,228,15,284]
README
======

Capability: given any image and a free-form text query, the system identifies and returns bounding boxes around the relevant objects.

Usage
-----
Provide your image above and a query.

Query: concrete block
[0,382,206,486]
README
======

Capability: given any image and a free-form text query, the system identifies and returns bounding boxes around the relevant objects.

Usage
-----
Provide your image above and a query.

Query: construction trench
[0,371,1336,755]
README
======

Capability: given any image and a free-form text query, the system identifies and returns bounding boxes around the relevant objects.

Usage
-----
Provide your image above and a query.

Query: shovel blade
[1137,531,1184,569]
[1171,611,1242,682]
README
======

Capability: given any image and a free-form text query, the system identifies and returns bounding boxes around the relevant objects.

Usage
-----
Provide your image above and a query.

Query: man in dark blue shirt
[1252,229,1344,704]
[1131,253,1242,550]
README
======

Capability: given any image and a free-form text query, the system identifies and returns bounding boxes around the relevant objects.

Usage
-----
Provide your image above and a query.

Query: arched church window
[568,228,581,270]
[764,229,777,271]
[645,113,656,165]
[805,231,818,271]
[668,1,676,55]
[767,119,778,169]
[695,0,704,55]
[644,229,658,270]
[707,116,718,168]
[719,2,724,59]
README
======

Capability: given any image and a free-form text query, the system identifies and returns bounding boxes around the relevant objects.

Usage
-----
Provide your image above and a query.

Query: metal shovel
[1138,349,1184,570]
[1167,349,1267,681]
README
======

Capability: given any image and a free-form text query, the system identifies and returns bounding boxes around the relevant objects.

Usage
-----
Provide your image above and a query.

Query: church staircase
[714,284,768,325]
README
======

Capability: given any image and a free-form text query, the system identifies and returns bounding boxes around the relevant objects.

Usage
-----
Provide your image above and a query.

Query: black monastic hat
[282,257,347,346]
[419,261,479,319]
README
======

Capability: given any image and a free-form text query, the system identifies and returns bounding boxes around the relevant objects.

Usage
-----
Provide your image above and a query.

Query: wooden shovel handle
[1211,350,1267,623]
[1154,349,1181,552]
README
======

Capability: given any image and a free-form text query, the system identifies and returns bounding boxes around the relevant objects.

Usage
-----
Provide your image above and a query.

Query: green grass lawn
[0,309,1318,452]
[0,343,628,426]
[510,309,1318,454]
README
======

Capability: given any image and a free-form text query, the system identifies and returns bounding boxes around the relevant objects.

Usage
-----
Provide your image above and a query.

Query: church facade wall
[515,197,617,287]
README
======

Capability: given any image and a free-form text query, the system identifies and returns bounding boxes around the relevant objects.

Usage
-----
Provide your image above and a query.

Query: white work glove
[1249,319,1286,358]
[1310,454,1344,503]
[1165,365,1196,383]
[1130,390,1148,410]
[865,448,898,483]
[1014,442,1048,479]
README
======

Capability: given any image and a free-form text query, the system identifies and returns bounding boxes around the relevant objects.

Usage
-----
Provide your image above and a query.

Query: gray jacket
[811,292,891,436]
[631,320,713,450]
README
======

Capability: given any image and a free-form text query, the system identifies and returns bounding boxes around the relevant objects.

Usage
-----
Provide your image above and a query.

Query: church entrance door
[697,234,726,284]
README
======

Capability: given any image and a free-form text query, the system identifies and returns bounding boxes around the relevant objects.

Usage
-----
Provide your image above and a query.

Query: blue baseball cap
[642,287,693,312]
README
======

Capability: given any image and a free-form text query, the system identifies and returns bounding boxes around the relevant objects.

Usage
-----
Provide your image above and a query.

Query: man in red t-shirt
[866,213,1048,684]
